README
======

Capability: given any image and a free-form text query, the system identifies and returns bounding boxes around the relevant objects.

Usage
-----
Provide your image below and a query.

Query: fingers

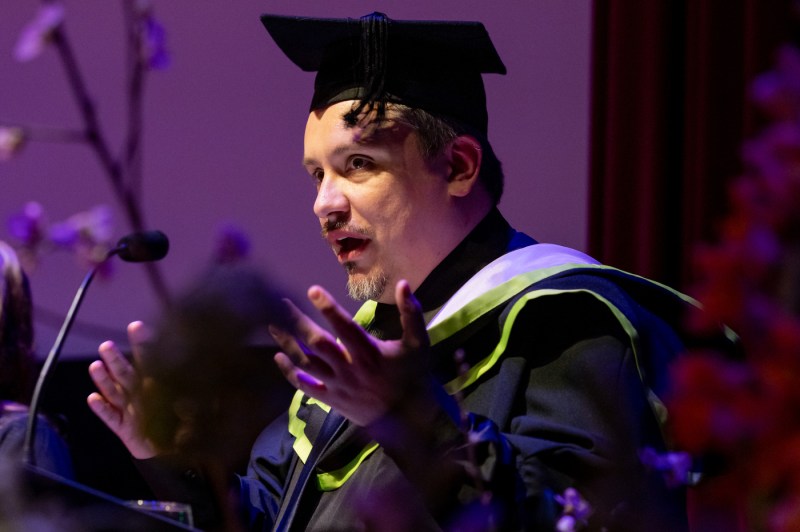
[87,389,156,460]
[86,390,123,433]
[271,297,347,376]
[272,284,429,406]
[269,324,337,379]
[89,344,130,409]
[96,340,137,393]
[285,298,347,361]
[273,352,300,389]
[275,299,313,365]
[307,285,375,362]
[127,320,152,366]
[87,354,129,438]
[395,280,429,351]
[88,321,144,428]
[87,321,158,461]
[274,352,326,393]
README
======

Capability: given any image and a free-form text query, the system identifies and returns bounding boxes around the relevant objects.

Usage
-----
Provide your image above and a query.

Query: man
[89,12,697,531]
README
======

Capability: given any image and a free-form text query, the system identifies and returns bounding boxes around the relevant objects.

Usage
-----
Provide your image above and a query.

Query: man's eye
[312,169,324,182]
[349,157,370,171]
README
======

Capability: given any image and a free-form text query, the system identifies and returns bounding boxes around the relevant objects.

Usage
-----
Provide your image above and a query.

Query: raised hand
[87,320,157,459]
[271,279,434,427]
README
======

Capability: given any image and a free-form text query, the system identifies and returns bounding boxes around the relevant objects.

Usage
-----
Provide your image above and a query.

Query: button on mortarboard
[260,12,506,135]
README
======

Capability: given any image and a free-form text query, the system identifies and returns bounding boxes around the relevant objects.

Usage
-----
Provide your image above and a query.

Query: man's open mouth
[337,237,366,253]
[323,224,373,262]
[335,236,370,261]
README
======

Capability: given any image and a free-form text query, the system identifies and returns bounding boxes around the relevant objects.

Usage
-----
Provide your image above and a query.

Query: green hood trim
[287,388,380,491]
[442,287,643,393]
[288,390,331,463]
[287,254,698,492]
[316,442,381,491]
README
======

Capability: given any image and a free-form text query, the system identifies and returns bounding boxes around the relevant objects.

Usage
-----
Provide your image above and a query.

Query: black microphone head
[114,230,169,262]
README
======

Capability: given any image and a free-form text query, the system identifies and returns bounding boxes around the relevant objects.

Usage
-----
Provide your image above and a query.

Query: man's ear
[446,135,482,198]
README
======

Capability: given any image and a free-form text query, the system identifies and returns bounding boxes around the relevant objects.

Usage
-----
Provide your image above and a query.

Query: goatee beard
[345,262,388,301]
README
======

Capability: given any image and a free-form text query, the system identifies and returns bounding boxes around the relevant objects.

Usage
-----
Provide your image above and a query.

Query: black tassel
[344,12,389,127]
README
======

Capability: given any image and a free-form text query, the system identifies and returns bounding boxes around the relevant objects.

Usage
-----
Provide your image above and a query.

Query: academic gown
[234,209,693,531]
[136,209,697,531]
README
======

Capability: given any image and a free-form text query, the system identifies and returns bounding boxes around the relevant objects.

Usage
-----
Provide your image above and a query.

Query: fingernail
[403,281,412,298]
[308,286,322,303]
[298,372,322,388]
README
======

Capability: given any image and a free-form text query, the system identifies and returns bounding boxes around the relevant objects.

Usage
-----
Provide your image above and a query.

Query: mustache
[321,220,373,239]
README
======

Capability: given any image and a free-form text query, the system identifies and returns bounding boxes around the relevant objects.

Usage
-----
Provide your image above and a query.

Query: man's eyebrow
[301,144,359,167]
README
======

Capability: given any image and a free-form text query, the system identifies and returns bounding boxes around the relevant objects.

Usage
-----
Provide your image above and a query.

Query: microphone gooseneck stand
[22,230,169,467]
[23,262,102,466]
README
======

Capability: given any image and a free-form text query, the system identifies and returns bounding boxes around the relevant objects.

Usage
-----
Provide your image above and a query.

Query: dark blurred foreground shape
[6,265,294,529]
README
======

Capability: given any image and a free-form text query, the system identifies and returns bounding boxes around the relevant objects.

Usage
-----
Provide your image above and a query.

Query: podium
[13,463,196,530]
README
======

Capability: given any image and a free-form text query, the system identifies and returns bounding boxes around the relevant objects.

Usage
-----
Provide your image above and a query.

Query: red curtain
[588,0,793,288]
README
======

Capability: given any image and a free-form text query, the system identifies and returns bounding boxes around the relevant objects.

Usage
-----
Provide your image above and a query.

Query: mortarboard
[260,12,506,135]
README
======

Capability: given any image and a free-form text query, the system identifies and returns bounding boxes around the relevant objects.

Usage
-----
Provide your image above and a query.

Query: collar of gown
[367,208,535,340]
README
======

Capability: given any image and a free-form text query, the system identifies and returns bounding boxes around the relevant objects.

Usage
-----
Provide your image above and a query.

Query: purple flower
[639,447,693,488]
[213,223,251,264]
[142,13,170,70]
[14,3,65,62]
[0,127,26,160]
[750,45,800,120]
[556,515,578,532]
[49,205,114,250]
[7,201,46,248]
[554,487,592,531]
[48,205,115,272]
[47,220,78,248]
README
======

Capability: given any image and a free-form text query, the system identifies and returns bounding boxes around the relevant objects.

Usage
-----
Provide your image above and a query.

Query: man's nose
[313,174,349,221]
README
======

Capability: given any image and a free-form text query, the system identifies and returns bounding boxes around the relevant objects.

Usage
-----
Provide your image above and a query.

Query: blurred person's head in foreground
[0,241,35,405]
[135,265,294,474]
[0,242,73,479]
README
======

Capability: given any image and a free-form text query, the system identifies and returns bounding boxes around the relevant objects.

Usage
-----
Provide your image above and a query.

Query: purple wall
[0,1,591,357]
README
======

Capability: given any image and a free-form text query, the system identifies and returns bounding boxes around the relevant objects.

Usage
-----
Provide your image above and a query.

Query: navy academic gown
[234,209,692,531]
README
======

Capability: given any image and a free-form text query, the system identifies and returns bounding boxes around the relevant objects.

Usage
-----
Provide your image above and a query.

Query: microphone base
[10,462,196,530]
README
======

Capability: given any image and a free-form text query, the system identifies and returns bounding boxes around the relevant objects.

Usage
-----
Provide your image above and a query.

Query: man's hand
[271,279,432,427]
[87,321,157,459]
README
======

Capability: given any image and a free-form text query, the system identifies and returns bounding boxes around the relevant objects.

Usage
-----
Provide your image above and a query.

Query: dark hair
[392,105,504,205]
[0,242,35,404]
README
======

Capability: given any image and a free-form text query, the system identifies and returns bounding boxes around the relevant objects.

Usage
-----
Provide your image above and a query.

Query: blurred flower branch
[2,0,171,306]
[667,43,800,531]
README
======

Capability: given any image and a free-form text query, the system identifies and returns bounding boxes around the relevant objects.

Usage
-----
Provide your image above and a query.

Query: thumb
[396,280,429,351]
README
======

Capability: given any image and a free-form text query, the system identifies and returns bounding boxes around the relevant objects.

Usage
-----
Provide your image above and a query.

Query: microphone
[111,230,169,263]
[23,230,170,467]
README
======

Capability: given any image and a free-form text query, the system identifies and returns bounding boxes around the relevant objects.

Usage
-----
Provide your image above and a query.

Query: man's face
[303,101,454,303]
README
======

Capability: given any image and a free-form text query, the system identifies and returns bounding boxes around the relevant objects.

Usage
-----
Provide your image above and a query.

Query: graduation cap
[260,12,506,135]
